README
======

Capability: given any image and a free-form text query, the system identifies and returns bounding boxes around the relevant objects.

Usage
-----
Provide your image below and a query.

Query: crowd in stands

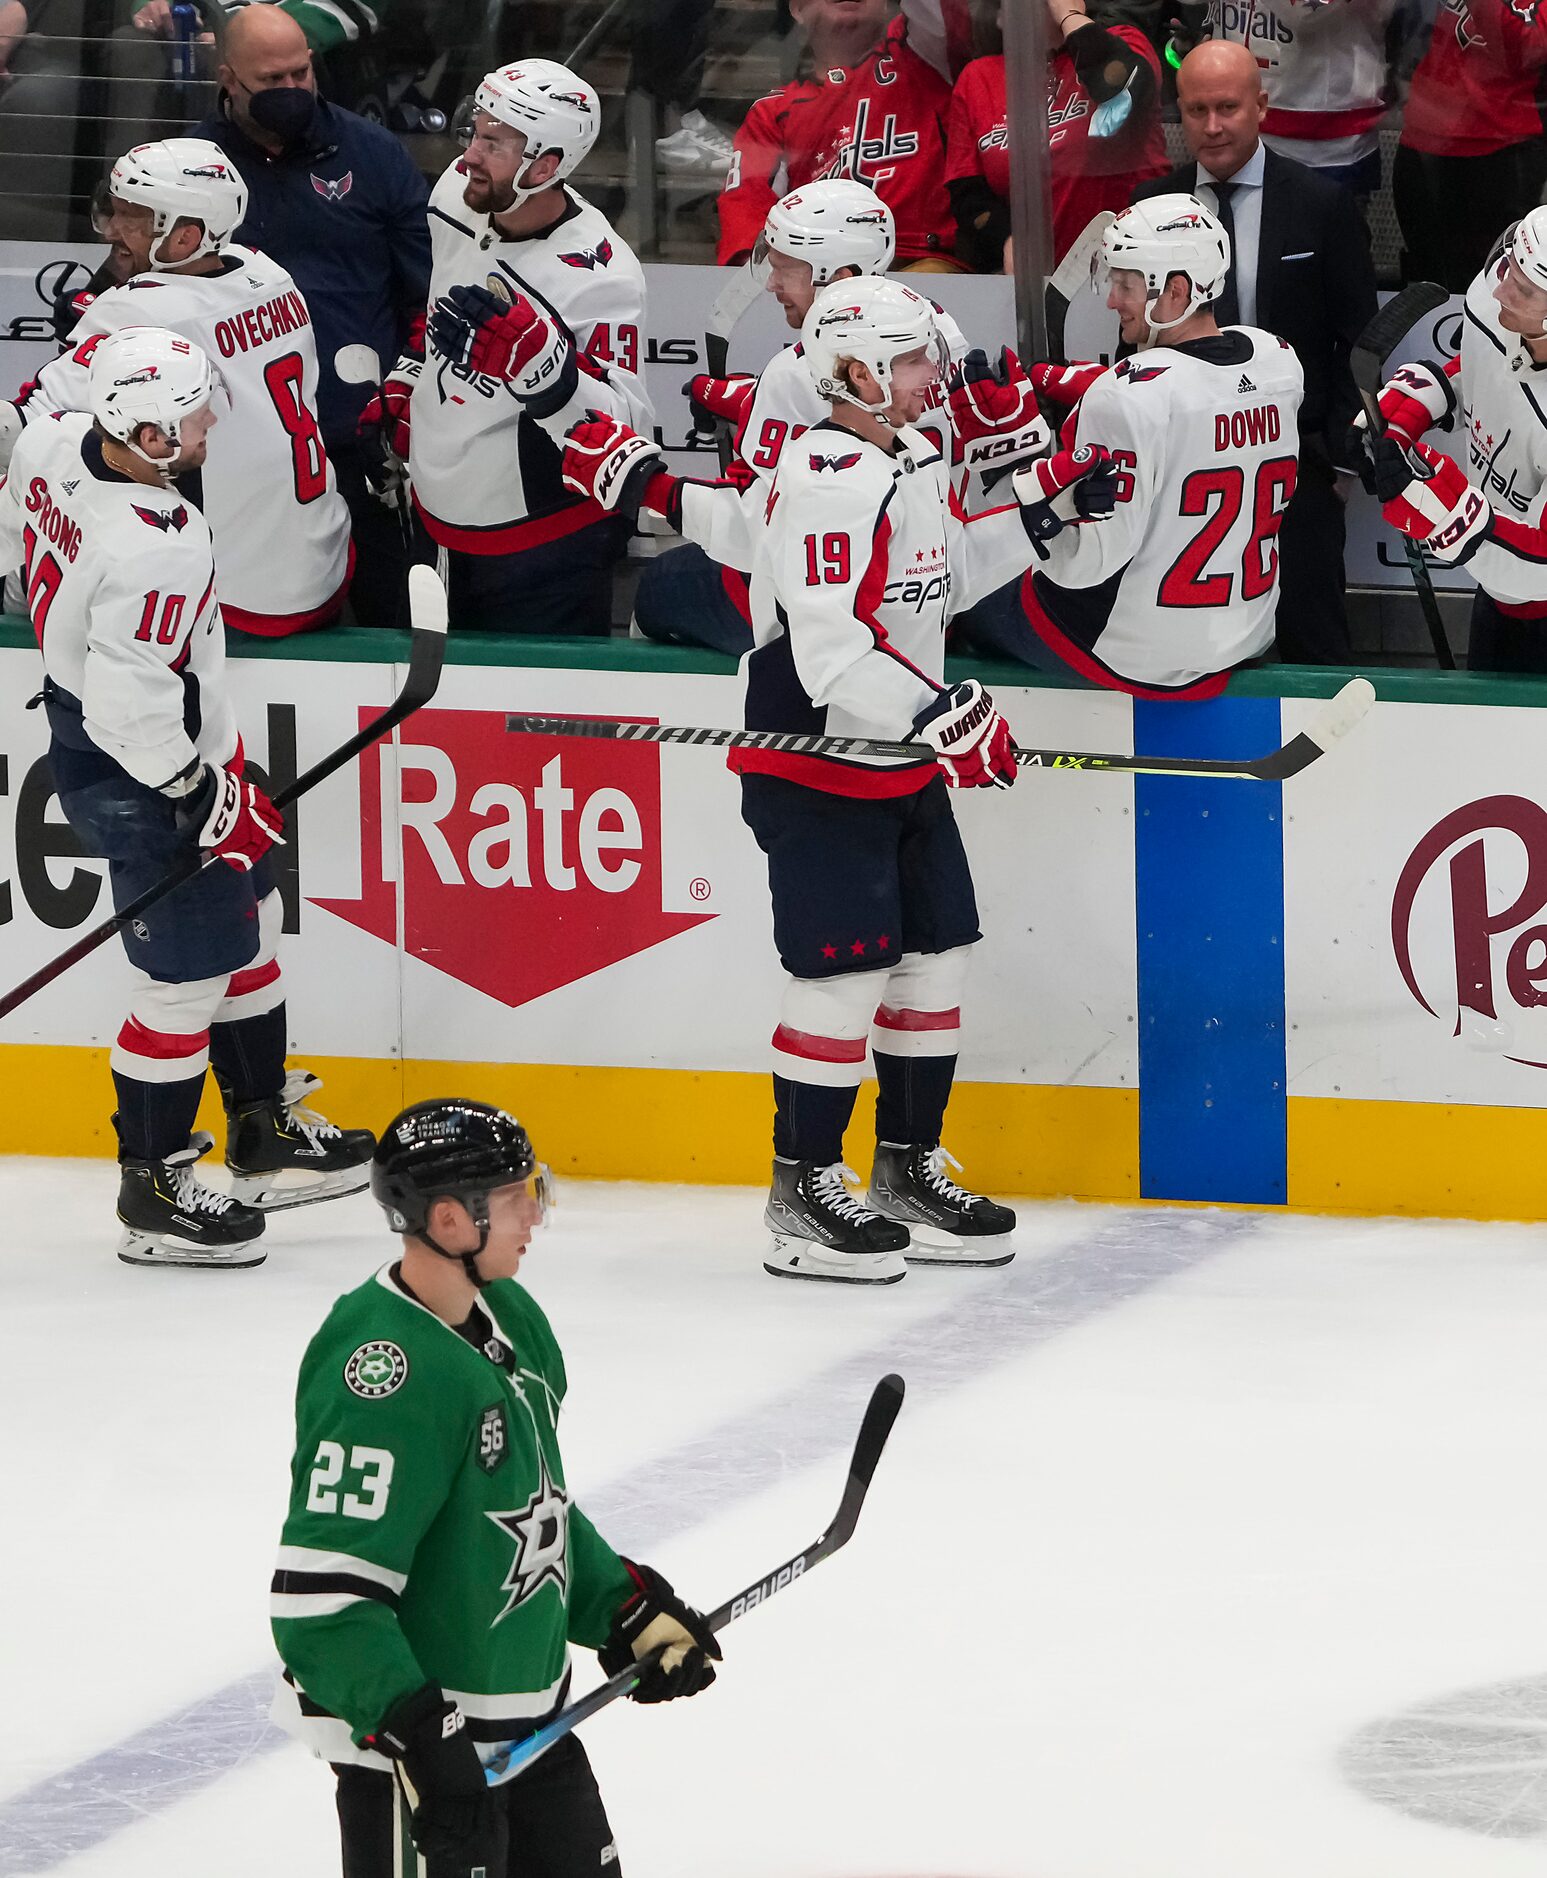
[6,0,1547,672]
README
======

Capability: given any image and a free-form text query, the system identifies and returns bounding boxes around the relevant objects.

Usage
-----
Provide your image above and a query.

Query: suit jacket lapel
[1255,149,1284,333]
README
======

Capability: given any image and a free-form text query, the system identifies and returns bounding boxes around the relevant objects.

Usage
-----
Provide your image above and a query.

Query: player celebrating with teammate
[381,58,652,635]
[0,327,373,1268]
[9,139,353,637]
[271,1098,719,1876]
[1020,196,1305,696]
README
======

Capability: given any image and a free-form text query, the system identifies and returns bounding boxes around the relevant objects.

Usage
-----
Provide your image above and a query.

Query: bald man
[1133,39,1376,666]
[196,2,430,629]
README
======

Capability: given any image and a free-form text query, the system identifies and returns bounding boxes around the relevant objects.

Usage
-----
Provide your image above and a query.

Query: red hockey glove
[686,372,756,439]
[1371,359,1457,448]
[913,680,1017,790]
[1375,435,1491,564]
[171,762,285,872]
[598,1560,720,1703]
[562,411,675,521]
[356,355,418,506]
[428,284,577,413]
[1012,444,1118,551]
[947,347,1053,486]
[1028,359,1107,408]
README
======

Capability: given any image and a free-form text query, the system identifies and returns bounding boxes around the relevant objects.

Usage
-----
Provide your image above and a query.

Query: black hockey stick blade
[0,567,448,1024]
[484,1374,905,1788]
[1350,283,1457,670]
[507,680,1375,782]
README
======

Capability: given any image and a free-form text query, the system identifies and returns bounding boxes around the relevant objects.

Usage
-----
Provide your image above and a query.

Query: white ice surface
[4,1161,1547,1877]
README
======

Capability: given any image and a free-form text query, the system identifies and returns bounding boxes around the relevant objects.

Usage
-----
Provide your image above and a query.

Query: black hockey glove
[598,1559,721,1703]
[372,1683,503,1865]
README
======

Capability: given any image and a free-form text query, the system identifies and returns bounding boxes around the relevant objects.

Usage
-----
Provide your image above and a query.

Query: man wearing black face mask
[196,3,430,629]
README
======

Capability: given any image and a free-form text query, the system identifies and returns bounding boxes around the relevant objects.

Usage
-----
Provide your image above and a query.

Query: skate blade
[763,1233,907,1285]
[117,1226,266,1270]
[903,1241,1016,1268]
[226,1164,371,1211]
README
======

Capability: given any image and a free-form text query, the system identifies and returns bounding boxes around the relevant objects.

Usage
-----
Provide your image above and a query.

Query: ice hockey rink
[5,1160,1547,1878]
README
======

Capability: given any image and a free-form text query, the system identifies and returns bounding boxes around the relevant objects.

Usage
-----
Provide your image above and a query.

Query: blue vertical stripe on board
[1133,695,1287,1205]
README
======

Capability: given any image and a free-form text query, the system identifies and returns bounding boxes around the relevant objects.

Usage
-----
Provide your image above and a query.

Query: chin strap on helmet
[415,1188,495,1286]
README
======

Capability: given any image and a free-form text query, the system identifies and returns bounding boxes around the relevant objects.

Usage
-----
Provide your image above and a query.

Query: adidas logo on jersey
[1238,374,1258,393]
[60,478,78,494]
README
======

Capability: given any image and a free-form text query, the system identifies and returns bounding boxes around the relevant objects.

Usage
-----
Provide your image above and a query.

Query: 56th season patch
[477,1403,508,1474]
[344,1341,410,1399]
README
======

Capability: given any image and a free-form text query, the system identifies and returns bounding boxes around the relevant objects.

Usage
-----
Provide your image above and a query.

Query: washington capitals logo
[559,238,613,271]
[311,171,353,201]
[1114,359,1169,383]
[809,451,862,472]
[132,503,189,533]
[485,1450,569,1625]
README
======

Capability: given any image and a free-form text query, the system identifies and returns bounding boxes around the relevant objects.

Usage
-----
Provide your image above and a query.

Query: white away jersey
[1034,330,1304,691]
[1453,256,1547,605]
[738,418,1036,797]
[0,413,235,790]
[413,164,652,552]
[22,250,351,634]
[1208,0,1399,168]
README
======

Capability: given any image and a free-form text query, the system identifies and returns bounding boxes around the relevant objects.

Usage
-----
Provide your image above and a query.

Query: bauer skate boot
[763,1157,909,1285]
[117,1132,267,1269]
[867,1142,1016,1267]
[223,1069,375,1211]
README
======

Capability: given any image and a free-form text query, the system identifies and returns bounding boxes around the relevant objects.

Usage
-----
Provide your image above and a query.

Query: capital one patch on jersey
[486,1449,570,1623]
[477,1402,508,1474]
[344,1340,409,1398]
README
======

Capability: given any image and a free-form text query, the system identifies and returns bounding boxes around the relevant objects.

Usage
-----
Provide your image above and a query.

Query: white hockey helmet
[90,325,214,473]
[1099,193,1230,346]
[802,276,948,417]
[1508,207,1547,292]
[755,180,897,285]
[108,138,248,269]
[474,59,599,204]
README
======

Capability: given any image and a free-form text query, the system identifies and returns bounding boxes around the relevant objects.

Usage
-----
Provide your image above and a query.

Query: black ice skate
[117,1133,267,1269]
[763,1157,909,1285]
[867,1143,1016,1267]
[223,1069,376,1211]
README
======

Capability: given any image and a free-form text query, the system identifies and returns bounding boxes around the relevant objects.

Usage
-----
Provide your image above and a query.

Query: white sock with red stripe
[871,947,970,1147]
[770,969,879,1164]
[210,889,288,1104]
[111,969,228,1161]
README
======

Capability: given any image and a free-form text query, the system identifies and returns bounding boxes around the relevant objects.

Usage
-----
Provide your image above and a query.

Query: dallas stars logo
[485,1450,569,1625]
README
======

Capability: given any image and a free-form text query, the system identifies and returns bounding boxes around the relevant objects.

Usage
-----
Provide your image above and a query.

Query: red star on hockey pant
[850,940,867,957]
[820,943,838,959]
[877,935,890,951]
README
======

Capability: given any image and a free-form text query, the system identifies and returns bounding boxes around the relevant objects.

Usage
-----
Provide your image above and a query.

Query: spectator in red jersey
[717,0,960,271]
[1397,0,1547,292]
[946,0,1167,270]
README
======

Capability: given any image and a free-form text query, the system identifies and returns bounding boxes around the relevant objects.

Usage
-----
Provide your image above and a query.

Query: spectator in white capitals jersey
[7,138,353,638]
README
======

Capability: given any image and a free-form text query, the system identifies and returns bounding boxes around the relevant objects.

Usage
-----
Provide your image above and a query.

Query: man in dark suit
[1134,40,1377,664]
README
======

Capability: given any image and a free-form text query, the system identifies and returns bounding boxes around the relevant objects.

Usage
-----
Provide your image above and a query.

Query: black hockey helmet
[371,1099,548,1281]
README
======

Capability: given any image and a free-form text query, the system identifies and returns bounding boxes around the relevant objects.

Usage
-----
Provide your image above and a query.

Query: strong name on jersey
[412,161,652,555]
[271,1266,633,1769]
[22,251,351,636]
[1207,0,1399,170]
[738,419,1036,797]
[1028,331,1304,694]
[0,412,235,788]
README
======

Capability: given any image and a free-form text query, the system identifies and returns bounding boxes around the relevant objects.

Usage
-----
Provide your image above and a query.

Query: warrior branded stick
[507,677,1375,784]
[1351,282,1456,670]
[484,1373,906,1787]
[0,566,449,1022]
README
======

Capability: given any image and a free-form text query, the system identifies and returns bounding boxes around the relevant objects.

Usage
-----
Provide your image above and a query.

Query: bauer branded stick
[484,1372,907,1788]
[0,566,449,1022]
[507,677,1376,784]
[335,343,415,553]
[1350,282,1456,670]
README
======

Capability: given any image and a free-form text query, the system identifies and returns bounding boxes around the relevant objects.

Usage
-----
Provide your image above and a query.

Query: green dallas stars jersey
[270,1266,633,1769]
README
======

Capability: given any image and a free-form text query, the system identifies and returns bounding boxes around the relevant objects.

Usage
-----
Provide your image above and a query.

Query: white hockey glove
[1375,434,1491,565]
[0,400,22,474]
[912,680,1018,790]
[166,761,286,872]
[1011,444,1119,553]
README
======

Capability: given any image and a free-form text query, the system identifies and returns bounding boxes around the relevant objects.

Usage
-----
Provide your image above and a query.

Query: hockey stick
[484,1372,906,1788]
[701,262,764,470]
[1045,211,1114,363]
[506,677,1375,784]
[335,344,416,555]
[1350,282,1457,670]
[0,566,449,1023]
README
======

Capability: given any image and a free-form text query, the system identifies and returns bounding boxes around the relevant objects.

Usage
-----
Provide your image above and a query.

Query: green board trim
[4,613,1547,707]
